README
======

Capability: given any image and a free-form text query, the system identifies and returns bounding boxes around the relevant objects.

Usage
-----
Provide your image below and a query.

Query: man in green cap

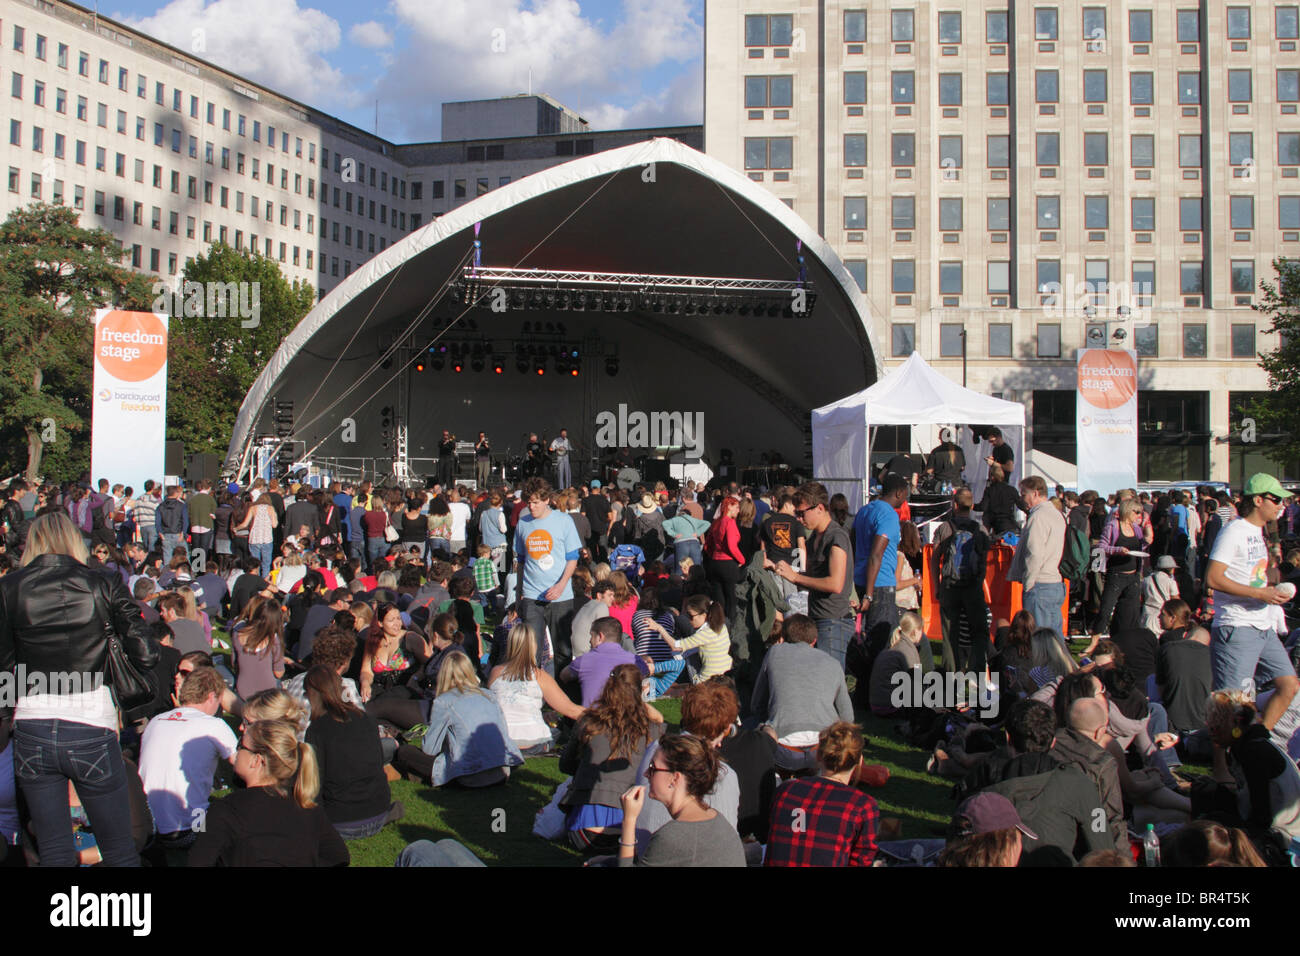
[1204,473,1298,731]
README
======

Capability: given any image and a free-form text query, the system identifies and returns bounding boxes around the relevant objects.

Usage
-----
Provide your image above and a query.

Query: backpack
[90,493,112,531]
[939,518,987,586]
[1058,524,1091,584]
[610,544,644,575]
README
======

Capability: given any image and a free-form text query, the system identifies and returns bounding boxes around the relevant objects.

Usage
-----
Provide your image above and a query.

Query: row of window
[746,7,1298,47]
[888,322,1259,361]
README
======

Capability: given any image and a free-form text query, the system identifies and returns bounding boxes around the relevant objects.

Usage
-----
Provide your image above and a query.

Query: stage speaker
[642,459,670,483]
[164,441,185,477]
[186,453,220,483]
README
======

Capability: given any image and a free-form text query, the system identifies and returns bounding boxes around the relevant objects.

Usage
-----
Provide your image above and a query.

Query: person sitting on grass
[560,617,651,707]
[868,611,925,718]
[642,594,733,684]
[765,721,879,867]
[939,792,1034,867]
[488,623,585,756]
[631,587,684,699]
[1203,690,1300,850]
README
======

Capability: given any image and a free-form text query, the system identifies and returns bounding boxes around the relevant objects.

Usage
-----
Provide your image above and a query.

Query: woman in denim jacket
[392,650,522,787]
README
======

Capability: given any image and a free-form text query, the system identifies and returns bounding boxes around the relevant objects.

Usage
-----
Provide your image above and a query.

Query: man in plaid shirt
[473,544,498,599]
[765,721,879,866]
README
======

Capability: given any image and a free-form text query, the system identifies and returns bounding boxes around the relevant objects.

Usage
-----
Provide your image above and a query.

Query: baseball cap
[952,792,1038,841]
[1155,555,1176,570]
[1243,474,1293,500]
[590,479,601,489]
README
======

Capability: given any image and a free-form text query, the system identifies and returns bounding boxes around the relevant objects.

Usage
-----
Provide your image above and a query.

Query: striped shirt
[632,609,677,663]
[677,624,733,680]
[765,776,878,867]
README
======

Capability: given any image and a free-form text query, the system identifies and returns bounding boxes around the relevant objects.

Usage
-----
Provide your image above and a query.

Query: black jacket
[981,751,1114,861]
[156,497,187,534]
[0,553,158,679]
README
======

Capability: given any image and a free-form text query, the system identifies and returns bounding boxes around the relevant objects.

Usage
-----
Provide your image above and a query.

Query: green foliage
[165,242,315,459]
[1249,259,1300,466]
[0,202,141,482]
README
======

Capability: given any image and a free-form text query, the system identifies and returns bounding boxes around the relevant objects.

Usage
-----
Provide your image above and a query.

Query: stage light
[493,357,505,374]
[453,358,464,373]
[534,357,546,375]
[415,360,426,372]
[569,363,579,377]
[605,356,619,376]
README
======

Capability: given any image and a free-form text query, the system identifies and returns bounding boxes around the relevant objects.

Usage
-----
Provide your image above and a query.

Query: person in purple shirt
[560,618,650,707]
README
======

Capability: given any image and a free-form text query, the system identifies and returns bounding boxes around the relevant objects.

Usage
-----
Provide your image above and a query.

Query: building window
[1227,7,1251,38]
[938,11,962,43]
[844,260,867,292]
[892,259,916,293]
[1179,197,1203,231]
[1279,70,1300,102]
[1231,324,1256,357]
[843,197,867,229]
[1130,72,1154,105]
[939,136,962,168]
[1085,132,1108,166]
[987,135,1010,168]
[892,10,914,41]
[1279,7,1300,40]
[1132,261,1155,303]
[1036,132,1060,166]
[1231,259,1256,295]
[987,197,1010,230]
[1228,70,1253,103]
[1083,7,1106,42]
[843,134,867,167]
[1279,133,1299,166]
[892,134,915,167]
[938,323,964,357]
[988,261,1011,294]
[1179,135,1202,168]
[1180,262,1204,295]
[1177,9,1200,42]
[986,11,1009,43]
[891,71,914,104]
[892,324,916,357]
[892,196,916,229]
[747,75,794,108]
[1130,10,1153,42]
[989,324,1012,357]
[1281,196,1300,228]
[1037,195,1060,229]
[1183,324,1207,357]
[1230,196,1255,230]
[1132,197,1155,231]
[844,72,867,105]
[987,73,1009,106]
[1035,7,1058,40]
[1084,70,1107,103]
[1231,132,1254,166]
[1178,72,1201,105]
[938,74,962,106]
[744,137,793,169]
[939,263,963,296]
[1085,195,1109,229]
[1131,135,1154,167]
[1037,259,1061,295]
[1134,324,1158,357]
[939,197,963,230]
[745,15,794,46]
[1084,259,1109,296]
[1036,70,1059,103]
[844,10,867,42]
[1037,324,1062,357]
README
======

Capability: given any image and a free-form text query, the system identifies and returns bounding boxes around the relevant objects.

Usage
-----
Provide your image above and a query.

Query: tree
[164,242,315,460]
[1248,259,1300,468]
[0,203,150,482]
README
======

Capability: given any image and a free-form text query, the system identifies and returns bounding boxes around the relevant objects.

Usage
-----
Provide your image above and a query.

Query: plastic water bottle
[1143,824,1161,867]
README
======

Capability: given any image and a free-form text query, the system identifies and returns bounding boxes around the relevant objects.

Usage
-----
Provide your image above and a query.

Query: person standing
[133,481,160,554]
[437,430,457,489]
[1008,476,1067,643]
[1205,474,1298,732]
[773,482,854,670]
[188,479,217,560]
[931,487,991,673]
[982,427,1015,483]
[854,473,909,667]
[581,480,613,561]
[928,428,967,487]
[514,477,583,675]
[156,484,189,563]
[550,428,573,490]
[474,432,492,489]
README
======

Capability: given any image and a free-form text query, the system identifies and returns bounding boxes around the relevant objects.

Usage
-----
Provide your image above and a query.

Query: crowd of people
[0,455,1297,868]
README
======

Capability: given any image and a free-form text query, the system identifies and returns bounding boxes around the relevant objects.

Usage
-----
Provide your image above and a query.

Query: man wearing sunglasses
[1205,473,1298,733]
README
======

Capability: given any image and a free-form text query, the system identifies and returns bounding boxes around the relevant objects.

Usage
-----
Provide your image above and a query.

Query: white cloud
[580,61,702,131]
[349,20,394,50]
[114,0,355,106]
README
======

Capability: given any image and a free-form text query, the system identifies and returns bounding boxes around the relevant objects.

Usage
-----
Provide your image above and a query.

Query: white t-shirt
[448,501,472,542]
[138,706,238,835]
[1210,517,1273,629]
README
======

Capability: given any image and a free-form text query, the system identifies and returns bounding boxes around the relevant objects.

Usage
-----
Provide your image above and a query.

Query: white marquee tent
[811,352,1026,509]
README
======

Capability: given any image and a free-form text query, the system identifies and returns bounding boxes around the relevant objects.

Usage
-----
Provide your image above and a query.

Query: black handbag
[95,587,154,711]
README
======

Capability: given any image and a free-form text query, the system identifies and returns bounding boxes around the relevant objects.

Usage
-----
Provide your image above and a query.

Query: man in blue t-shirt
[513,477,583,674]
[853,472,909,671]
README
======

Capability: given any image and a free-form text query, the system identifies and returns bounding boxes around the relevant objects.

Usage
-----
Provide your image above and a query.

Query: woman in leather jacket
[0,512,157,866]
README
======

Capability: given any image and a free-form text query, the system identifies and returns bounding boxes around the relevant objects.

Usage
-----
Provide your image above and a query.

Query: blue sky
[104,0,704,142]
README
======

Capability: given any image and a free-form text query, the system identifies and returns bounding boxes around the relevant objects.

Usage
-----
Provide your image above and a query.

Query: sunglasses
[645,765,675,779]
[795,506,818,518]
[1262,494,1284,505]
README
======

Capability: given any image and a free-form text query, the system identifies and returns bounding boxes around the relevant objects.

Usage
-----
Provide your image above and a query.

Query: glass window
[845,259,867,292]
[988,135,1010,168]
[1279,70,1300,102]
[1037,195,1060,228]
[987,11,1009,43]
[1231,259,1256,293]
[1280,7,1300,40]
[940,323,965,356]
[745,77,767,107]
[844,134,867,166]
[1183,324,1207,357]
[1132,261,1155,301]
[1085,259,1109,294]
[1131,134,1155,167]
[1228,70,1252,102]
[771,15,793,45]
[1177,10,1200,42]
[1085,195,1109,229]
[987,197,1010,230]
[1132,197,1155,231]
[745,16,767,45]
[844,197,867,229]
[938,12,962,43]
[844,10,867,42]
[939,136,962,168]
[1037,259,1061,293]
[892,71,914,104]
[892,133,915,166]
[1084,70,1107,102]
[1179,135,1202,167]
[770,76,793,107]
[892,324,916,357]
[892,195,916,229]
[987,73,1010,105]
[1036,70,1059,102]
[844,72,868,104]
[1230,195,1255,229]
[1181,262,1204,294]
[1227,7,1250,39]
[988,261,1011,294]
[1178,73,1201,104]
[1279,133,1300,166]
[1130,10,1153,42]
[1085,132,1108,166]
[1285,197,1300,229]
[1083,7,1106,42]
[892,259,916,293]
[1036,132,1060,166]
[1035,7,1058,40]
[989,324,1013,357]
[1130,72,1154,104]
[1230,132,1254,166]
[939,197,963,230]
[1134,325,1158,357]
[939,263,963,295]
[938,74,962,106]
[1037,324,1062,358]
[1180,197,1203,231]
[892,10,914,41]
[1231,324,1256,357]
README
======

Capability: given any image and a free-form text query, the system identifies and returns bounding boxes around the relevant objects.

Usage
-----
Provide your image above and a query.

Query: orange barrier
[920,543,1068,641]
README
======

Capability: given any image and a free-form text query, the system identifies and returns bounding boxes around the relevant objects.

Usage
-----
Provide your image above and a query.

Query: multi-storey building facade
[706,1,1294,483]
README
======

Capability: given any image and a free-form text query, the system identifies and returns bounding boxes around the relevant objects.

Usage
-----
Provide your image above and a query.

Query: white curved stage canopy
[226,137,884,482]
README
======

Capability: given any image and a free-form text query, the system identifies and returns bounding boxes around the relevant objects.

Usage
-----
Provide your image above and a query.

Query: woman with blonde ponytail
[189,718,349,867]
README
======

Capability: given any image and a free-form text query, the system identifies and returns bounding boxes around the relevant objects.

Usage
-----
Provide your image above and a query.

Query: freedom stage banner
[92,309,168,492]
[1076,348,1137,494]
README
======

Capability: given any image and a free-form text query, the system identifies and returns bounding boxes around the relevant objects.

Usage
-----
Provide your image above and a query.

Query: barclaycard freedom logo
[97,388,113,402]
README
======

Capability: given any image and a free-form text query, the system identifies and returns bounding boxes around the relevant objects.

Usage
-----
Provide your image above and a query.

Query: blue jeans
[251,541,274,578]
[160,533,184,562]
[334,804,397,841]
[649,656,685,697]
[1211,624,1296,695]
[395,839,485,867]
[366,537,387,574]
[674,539,703,569]
[816,617,856,672]
[12,719,140,866]
[138,526,157,553]
[1022,582,1065,644]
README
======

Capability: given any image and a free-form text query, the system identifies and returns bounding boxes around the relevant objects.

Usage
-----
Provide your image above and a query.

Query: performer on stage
[524,433,546,479]
[475,431,491,488]
[550,428,573,490]
[438,429,457,488]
